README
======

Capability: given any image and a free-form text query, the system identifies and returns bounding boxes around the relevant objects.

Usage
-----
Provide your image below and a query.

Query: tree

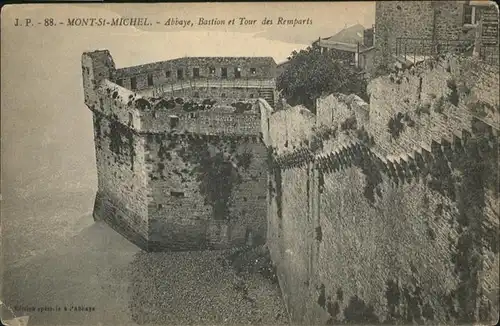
[277,43,368,113]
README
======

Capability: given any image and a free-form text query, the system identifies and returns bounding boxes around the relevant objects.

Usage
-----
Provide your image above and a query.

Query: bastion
[81,49,277,251]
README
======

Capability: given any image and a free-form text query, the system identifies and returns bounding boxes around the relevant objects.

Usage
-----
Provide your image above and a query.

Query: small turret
[81,49,116,107]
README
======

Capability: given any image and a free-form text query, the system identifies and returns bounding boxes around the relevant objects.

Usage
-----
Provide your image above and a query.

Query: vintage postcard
[1,1,499,325]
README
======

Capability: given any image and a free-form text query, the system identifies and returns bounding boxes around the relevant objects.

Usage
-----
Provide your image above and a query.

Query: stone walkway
[2,192,288,325]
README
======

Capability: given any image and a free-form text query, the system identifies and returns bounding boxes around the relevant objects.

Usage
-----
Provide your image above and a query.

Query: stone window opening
[165,70,171,78]
[147,74,154,86]
[177,69,184,80]
[221,67,228,79]
[250,67,257,75]
[116,79,123,86]
[170,191,185,198]
[193,67,200,79]
[128,112,133,126]
[194,91,200,98]
[221,93,227,98]
[249,93,254,98]
[234,67,242,79]
[209,66,216,75]
[130,76,137,90]
[463,4,476,25]
[169,115,179,129]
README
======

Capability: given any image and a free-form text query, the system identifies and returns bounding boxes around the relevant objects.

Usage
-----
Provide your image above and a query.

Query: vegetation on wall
[273,165,283,219]
[171,136,262,220]
[403,113,416,127]
[319,283,379,324]
[108,114,135,170]
[470,100,497,118]
[277,43,368,113]
[407,119,500,323]
[427,145,455,200]
[310,125,337,152]
[232,102,253,113]
[94,111,103,139]
[93,112,105,151]
[384,277,436,324]
[372,30,392,79]
[353,151,383,204]
[201,152,239,219]
[171,139,241,219]
[387,112,416,139]
[356,127,376,147]
[446,79,459,107]
[157,141,170,160]
[148,97,217,113]
[266,146,283,219]
[450,125,499,322]
[135,98,151,111]
[154,98,177,110]
[182,100,215,112]
[342,295,379,324]
[415,103,431,116]
[387,113,405,139]
[433,96,446,114]
[235,150,253,170]
[340,116,358,131]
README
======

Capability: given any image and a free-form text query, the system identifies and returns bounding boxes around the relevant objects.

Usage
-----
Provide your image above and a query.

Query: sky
[0,2,375,199]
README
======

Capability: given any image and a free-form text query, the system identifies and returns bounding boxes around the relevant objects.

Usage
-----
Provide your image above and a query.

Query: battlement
[366,53,499,157]
[88,54,277,103]
[265,53,498,176]
[81,43,499,323]
[114,56,277,85]
[93,80,262,136]
[83,50,278,128]
[83,50,277,251]
[266,52,498,325]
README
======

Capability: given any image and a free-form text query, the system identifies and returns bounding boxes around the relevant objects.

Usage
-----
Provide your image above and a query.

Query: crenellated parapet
[149,131,262,143]
[267,86,499,326]
[83,49,277,252]
[266,52,498,189]
[273,146,315,170]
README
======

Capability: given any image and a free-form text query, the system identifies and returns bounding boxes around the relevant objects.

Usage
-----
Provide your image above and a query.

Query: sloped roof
[318,40,359,52]
[276,61,291,67]
[324,24,365,45]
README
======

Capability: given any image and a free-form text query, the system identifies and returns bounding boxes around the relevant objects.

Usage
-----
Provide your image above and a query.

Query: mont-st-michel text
[60,16,313,27]
[14,16,312,28]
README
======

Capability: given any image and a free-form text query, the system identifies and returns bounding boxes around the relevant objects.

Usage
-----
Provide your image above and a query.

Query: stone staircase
[258,88,275,107]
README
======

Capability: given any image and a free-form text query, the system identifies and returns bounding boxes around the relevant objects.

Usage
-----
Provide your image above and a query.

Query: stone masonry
[373,1,498,71]
[82,50,277,251]
[81,2,499,323]
[264,53,499,324]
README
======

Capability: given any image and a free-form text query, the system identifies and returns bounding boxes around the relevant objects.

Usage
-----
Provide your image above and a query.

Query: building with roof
[312,1,498,78]
[313,24,376,73]
[275,60,291,78]
[374,0,499,69]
